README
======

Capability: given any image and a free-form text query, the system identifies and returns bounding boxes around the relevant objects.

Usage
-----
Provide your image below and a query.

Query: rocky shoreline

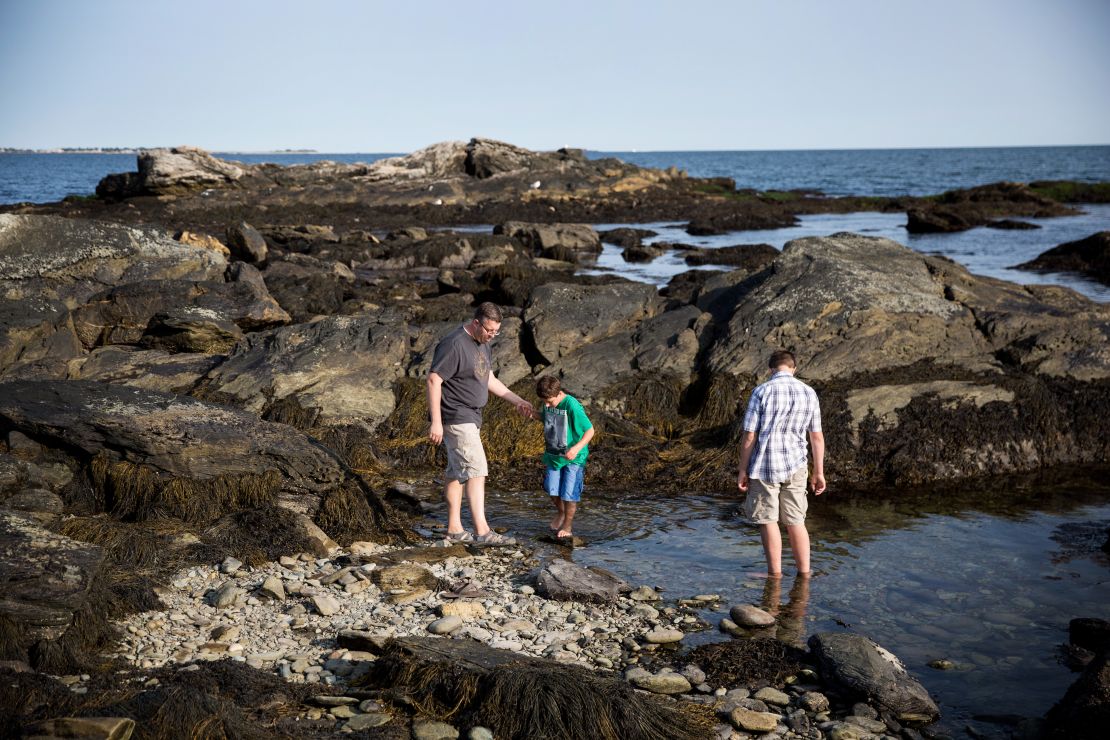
[2,140,1109,738]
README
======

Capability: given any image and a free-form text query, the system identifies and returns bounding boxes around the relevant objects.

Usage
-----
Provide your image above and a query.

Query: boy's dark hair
[474,302,503,323]
[768,349,797,369]
[536,376,561,399]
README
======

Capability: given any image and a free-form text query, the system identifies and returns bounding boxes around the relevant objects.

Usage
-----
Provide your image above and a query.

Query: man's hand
[515,400,536,419]
[737,471,749,492]
[428,421,443,446]
[811,472,826,495]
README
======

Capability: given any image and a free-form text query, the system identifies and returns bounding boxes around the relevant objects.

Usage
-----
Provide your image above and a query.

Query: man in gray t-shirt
[427,302,534,544]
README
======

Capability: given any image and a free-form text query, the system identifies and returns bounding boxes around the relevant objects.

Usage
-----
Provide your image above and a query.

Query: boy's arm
[487,372,535,418]
[566,425,594,460]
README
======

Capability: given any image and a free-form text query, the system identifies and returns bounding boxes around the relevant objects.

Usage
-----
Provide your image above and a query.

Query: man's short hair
[474,302,503,323]
[768,349,796,370]
[536,376,561,399]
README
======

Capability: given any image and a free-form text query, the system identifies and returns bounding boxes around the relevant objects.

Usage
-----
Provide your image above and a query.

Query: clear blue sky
[2,0,1108,152]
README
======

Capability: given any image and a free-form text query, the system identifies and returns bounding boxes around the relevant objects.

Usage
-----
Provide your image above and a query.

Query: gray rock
[753,686,790,706]
[312,594,341,616]
[467,727,494,740]
[643,629,684,644]
[799,691,830,713]
[729,707,779,733]
[535,559,629,604]
[347,713,391,731]
[808,632,940,723]
[628,585,662,602]
[259,576,286,601]
[630,671,692,695]
[412,719,460,740]
[66,346,223,395]
[428,616,463,635]
[220,557,243,574]
[213,582,244,609]
[730,604,776,627]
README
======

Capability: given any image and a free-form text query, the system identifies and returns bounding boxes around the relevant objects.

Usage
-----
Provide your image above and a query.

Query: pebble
[643,629,684,644]
[428,616,463,635]
[628,586,661,602]
[753,686,791,706]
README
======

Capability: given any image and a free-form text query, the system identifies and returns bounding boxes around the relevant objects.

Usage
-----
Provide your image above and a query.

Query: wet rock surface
[1015,230,1110,286]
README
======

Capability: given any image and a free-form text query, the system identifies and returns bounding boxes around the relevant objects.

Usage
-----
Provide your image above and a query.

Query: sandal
[444,530,473,543]
[475,531,517,546]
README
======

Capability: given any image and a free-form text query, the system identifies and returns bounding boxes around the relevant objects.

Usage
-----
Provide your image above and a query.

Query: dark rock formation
[97,146,246,199]
[683,243,779,269]
[985,219,1040,230]
[808,632,940,723]
[226,221,269,263]
[1014,231,1110,285]
[67,346,223,394]
[905,182,1077,233]
[495,222,601,262]
[1042,648,1110,740]
[600,227,658,248]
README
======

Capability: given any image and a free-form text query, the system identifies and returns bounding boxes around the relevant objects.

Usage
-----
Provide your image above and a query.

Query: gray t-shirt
[430,325,492,427]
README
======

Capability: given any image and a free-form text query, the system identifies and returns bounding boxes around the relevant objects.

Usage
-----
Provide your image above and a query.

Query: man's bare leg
[557,502,576,538]
[759,523,783,577]
[785,523,811,575]
[549,498,565,530]
[466,476,491,536]
[445,479,465,534]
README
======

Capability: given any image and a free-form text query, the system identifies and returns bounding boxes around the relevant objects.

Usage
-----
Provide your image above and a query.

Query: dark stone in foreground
[1042,648,1110,740]
[535,558,630,603]
[1070,618,1110,654]
[808,632,940,723]
[1015,231,1110,286]
[683,243,778,269]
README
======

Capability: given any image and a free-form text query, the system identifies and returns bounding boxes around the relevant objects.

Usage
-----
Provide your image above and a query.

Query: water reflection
[416,469,1110,732]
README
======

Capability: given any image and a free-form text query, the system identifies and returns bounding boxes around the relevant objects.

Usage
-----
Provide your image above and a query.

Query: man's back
[742,371,822,483]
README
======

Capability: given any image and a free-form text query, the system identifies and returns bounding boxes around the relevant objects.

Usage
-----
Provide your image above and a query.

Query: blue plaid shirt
[742,371,822,483]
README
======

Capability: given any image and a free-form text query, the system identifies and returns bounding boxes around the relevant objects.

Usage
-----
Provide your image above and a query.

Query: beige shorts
[444,423,488,483]
[745,465,809,525]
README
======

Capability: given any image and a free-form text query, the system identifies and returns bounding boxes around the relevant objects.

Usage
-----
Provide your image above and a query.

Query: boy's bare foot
[557,529,573,539]
[748,571,783,579]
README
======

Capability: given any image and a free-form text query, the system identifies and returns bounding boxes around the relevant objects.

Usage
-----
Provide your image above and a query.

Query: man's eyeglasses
[478,322,500,338]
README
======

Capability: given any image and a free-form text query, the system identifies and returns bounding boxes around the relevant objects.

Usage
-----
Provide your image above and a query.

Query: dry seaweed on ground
[202,504,321,565]
[2,659,334,740]
[364,637,715,740]
[685,638,808,688]
[313,477,419,547]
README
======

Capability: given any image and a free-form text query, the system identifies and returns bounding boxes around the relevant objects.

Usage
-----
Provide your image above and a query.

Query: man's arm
[566,426,595,460]
[488,373,535,418]
[427,372,444,444]
[737,431,757,492]
[808,431,826,495]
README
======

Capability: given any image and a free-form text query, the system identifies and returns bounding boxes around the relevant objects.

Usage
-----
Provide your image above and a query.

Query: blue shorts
[543,464,585,503]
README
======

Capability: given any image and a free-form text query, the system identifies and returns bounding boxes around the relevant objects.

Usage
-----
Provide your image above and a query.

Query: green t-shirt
[542,394,593,470]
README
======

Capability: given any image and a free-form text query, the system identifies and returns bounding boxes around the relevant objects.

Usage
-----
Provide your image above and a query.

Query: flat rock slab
[0,379,348,518]
[808,632,940,723]
[0,511,105,646]
[535,558,629,604]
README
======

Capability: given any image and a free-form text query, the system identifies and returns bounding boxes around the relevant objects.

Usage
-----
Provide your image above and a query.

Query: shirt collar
[770,370,794,380]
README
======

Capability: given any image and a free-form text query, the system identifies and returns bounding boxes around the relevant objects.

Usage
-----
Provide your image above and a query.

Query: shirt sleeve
[430,335,461,379]
[742,388,762,432]
[808,391,823,433]
[569,397,593,433]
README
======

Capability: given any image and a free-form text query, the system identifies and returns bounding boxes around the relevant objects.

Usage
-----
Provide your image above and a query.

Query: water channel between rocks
[415,473,1110,734]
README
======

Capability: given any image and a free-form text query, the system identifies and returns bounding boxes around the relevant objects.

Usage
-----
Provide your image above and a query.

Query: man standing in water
[737,349,826,577]
[428,302,534,544]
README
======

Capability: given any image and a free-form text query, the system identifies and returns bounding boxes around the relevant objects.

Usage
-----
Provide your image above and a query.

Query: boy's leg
[759,523,783,577]
[557,464,583,538]
[558,503,577,537]
[544,467,564,529]
[785,524,811,574]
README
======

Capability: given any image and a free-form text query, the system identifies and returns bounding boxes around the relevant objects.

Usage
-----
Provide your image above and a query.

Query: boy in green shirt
[536,376,595,539]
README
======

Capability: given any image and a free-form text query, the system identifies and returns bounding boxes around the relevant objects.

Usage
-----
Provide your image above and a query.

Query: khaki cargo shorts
[744,465,809,525]
[444,423,488,483]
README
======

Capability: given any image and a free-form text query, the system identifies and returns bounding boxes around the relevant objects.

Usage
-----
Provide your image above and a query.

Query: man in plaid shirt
[737,350,826,578]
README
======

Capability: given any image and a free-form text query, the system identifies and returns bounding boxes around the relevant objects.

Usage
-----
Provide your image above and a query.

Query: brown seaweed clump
[364,637,715,740]
[685,638,808,688]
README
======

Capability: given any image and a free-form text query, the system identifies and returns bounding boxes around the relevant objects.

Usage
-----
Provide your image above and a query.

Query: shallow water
[584,204,1110,302]
[419,474,1110,735]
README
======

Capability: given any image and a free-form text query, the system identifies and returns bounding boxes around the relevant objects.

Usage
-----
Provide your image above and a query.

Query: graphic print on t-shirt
[473,346,490,382]
[544,406,568,454]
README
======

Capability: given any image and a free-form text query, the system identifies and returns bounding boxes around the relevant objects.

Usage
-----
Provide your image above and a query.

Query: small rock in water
[629,585,662,602]
[729,603,775,627]
[928,658,956,670]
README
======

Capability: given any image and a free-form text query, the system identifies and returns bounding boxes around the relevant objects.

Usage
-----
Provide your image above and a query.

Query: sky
[1,0,1108,152]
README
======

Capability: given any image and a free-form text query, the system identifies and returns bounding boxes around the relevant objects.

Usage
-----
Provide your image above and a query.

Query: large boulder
[67,346,224,394]
[0,380,349,518]
[0,214,227,308]
[200,310,409,432]
[524,282,663,365]
[704,233,1110,382]
[808,632,939,723]
[137,146,246,196]
[70,277,290,350]
[495,222,601,261]
[1015,231,1110,286]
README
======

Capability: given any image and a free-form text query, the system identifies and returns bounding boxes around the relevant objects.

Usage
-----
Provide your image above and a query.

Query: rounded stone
[428,616,464,635]
[729,604,776,627]
[644,629,684,644]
